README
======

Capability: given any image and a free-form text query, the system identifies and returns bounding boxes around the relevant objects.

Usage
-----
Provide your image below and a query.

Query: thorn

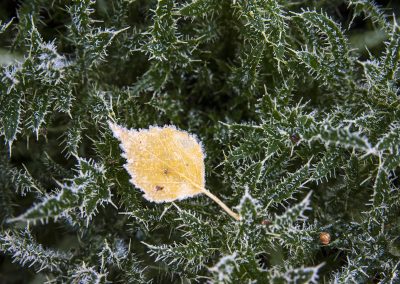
[113,26,130,36]
[6,215,22,223]
[171,202,181,211]
[8,140,13,157]
[160,204,172,220]
[109,200,118,209]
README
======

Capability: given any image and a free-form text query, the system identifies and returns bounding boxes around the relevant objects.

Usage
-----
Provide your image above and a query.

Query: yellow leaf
[109,122,240,220]
[109,122,204,202]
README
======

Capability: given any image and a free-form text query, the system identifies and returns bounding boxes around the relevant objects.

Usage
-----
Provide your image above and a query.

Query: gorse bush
[0,0,399,283]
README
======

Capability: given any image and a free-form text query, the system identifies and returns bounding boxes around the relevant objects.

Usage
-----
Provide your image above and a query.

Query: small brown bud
[319,232,331,245]
[261,219,271,225]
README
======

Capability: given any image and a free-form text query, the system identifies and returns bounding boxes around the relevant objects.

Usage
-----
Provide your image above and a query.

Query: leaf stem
[201,189,241,221]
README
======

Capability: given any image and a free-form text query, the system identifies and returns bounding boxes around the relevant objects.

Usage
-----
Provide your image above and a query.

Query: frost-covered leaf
[9,157,113,225]
[209,253,238,283]
[302,123,373,154]
[268,263,324,284]
[9,164,43,196]
[347,0,390,32]
[381,23,400,81]
[273,191,312,230]
[143,240,209,274]
[236,189,261,225]
[109,122,240,220]
[68,263,108,284]
[267,163,310,204]
[109,122,205,202]
[375,123,400,155]
[311,150,342,182]
[0,229,71,273]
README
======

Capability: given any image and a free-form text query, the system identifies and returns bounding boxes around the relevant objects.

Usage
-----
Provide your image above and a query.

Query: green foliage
[9,156,113,226]
[0,0,399,282]
[0,229,71,272]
